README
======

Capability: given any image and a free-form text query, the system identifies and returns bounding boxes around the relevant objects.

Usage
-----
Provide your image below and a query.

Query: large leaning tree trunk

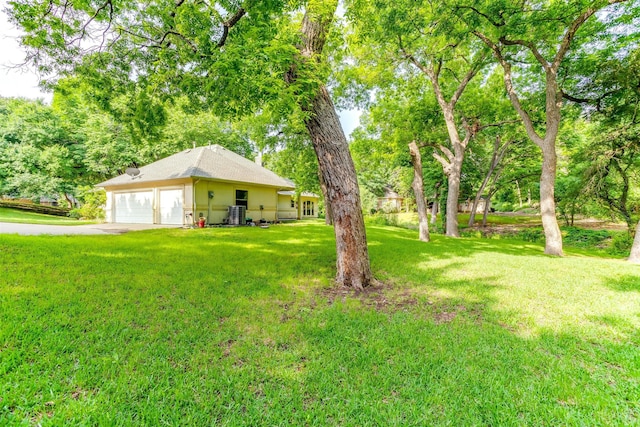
[629,219,640,263]
[409,141,430,242]
[304,87,372,288]
[288,1,372,289]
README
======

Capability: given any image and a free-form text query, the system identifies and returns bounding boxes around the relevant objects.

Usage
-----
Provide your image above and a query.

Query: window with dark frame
[236,190,248,207]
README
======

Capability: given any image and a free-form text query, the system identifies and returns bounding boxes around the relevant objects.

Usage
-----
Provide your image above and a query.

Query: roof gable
[97,145,295,189]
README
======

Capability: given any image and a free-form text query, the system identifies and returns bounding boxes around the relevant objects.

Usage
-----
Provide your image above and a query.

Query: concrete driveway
[0,222,180,236]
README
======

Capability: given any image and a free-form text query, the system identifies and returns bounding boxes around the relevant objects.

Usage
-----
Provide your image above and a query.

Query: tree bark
[431,182,441,225]
[409,141,430,242]
[515,180,523,208]
[430,197,438,225]
[629,219,640,263]
[540,143,563,256]
[285,1,372,289]
[64,193,75,208]
[304,86,372,289]
[482,189,497,227]
[318,170,333,225]
[445,162,461,237]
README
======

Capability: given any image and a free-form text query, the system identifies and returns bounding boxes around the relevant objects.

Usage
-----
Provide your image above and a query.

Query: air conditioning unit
[228,205,246,225]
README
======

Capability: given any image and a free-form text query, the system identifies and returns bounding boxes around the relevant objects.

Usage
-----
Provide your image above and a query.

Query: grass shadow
[603,274,640,292]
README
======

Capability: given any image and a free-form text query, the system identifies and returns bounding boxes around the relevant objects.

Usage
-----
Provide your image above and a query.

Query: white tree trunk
[445,163,461,237]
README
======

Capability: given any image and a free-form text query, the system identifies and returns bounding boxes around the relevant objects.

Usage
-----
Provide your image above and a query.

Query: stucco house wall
[98,145,319,225]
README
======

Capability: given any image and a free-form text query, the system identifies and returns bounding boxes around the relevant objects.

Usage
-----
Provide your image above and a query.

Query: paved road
[0,222,179,236]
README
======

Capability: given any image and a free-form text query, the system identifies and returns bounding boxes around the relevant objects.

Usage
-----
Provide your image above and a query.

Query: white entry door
[159,189,184,225]
[114,191,154,224]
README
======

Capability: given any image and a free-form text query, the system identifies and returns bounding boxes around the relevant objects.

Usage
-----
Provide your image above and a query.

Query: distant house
[97,145,318,225]
[459,198,490,214]
[377,186,405,212]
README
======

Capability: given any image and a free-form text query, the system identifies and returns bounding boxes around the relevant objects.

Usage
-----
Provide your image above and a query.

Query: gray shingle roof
[96,145,295,189]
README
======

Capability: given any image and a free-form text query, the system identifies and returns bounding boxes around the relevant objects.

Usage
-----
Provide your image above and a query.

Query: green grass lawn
[1,223,639,425]
[0,207,95,225]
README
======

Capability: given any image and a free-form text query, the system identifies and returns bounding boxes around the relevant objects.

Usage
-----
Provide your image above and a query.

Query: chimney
[255,151,262,166]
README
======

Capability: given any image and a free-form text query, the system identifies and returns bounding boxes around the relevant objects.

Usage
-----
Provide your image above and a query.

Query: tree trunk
[515,180,523,208]
[430,199,438,225]
[318,170,333,225]
[409,141,430,242]
[469,167,494,227]
[540,144,563,256]
[445,161,461,237]
[304,86,373,289]
[284,1,371,289]
[64,193,74,209]
[629,219,640,263]
[482,190,496,228]
[468,198,479,227]
[431,106,468,238]
[431,183,441,225]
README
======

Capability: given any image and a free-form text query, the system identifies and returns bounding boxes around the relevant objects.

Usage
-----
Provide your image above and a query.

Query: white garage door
[114,191,154,224]
[159,189,184,225]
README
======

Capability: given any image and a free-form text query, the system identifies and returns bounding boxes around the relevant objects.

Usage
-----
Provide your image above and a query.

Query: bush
[514,227,545,242]
[609,232,633,256]
[562,227,611,249]
[70,187,106,220]
[492,201,514,212]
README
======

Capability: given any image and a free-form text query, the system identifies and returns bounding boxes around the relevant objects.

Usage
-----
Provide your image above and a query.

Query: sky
[0,0,53,102]
[0,1,361,135]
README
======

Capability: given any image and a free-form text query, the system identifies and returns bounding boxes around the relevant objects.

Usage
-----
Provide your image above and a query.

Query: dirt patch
[571,218,627,231]
[432,304,482,324]
[319,282,418,313]
[468,218,627,237]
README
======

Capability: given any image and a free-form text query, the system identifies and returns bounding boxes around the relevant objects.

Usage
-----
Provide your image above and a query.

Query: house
[377,185,405,212]
[276,190,321,221]
[459,198,491,214]
[97,145,319,225]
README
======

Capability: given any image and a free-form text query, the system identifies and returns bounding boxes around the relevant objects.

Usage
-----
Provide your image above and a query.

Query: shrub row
[0,200,70,217]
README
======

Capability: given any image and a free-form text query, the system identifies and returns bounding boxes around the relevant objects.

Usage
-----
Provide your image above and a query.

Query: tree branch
[474,31,544,147]
[145,30,197,52]
[66,0,113,48]
[454,5,506,27]
[552,0,627,71]
[561,89,617,112]
[477,119,520,132]
[437,144,455,162]
[451,53,485,106]
[432,150,452,175]
[499,36,549,70]
[217,7,246,48]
